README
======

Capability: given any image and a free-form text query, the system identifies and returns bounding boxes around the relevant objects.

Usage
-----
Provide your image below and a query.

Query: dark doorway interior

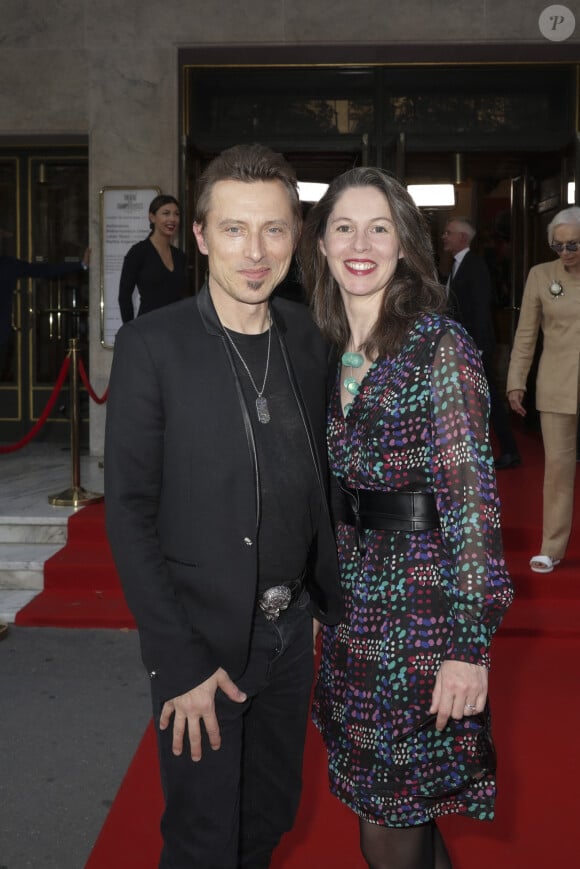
[181,63,576,297]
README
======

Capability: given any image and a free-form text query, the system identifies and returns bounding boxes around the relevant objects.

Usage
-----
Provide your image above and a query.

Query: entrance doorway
[180,60,576,398]
[0,145,89,446]
[180,62,575,296]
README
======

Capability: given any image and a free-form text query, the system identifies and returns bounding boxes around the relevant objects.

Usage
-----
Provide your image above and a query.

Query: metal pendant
[256,395,270,424]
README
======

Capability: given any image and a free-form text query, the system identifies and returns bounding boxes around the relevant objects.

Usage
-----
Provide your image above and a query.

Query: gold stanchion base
[48,486,104,508]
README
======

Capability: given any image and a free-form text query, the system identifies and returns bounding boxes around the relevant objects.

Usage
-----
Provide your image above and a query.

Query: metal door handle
[11,288,21,331]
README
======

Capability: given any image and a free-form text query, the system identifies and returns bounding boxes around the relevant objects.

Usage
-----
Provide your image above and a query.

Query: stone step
[0,542,63,590]
[0,516,68,545]
[0,589,40,624]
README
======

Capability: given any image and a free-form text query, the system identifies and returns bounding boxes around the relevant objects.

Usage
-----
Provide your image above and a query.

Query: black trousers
[152,592,313,869]
[482,352,518,456]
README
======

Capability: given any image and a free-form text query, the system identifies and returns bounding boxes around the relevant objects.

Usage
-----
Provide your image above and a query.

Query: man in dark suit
[104,144,342,868]
[443,216,520,470]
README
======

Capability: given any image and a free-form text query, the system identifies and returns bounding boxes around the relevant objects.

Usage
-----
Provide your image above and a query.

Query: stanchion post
[48,338,104,508]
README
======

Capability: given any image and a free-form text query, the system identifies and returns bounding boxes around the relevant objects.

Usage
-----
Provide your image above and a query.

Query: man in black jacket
[105,144,342,868]
[443,217,520,470]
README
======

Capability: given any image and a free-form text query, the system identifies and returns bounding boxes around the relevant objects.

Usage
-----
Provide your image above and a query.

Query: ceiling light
[297,182,328,203]
[407,184,456,208]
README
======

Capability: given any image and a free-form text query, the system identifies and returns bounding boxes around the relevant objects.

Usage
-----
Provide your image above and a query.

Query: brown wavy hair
[299,167,446,358]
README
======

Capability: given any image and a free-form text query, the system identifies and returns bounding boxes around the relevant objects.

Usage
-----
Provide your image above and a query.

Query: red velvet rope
[0,356,71,454]
[78,358,108,405]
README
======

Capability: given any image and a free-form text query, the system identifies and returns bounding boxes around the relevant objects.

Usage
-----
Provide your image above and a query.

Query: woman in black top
[118,194,187,323]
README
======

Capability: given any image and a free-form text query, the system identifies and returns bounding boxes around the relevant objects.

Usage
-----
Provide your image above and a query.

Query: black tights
[359,820,452,869]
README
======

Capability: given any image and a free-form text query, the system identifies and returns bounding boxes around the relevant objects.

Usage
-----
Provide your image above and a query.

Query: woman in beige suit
[506,206,580,573]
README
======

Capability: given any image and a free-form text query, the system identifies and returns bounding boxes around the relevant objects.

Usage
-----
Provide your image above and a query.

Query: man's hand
[429,660,488,731]
[159,668,246,762]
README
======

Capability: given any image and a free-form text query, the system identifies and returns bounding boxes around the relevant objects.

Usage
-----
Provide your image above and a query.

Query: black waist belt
[335,487,440,533]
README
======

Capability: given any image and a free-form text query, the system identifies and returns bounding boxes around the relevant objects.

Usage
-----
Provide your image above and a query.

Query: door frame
[0,140,89,446]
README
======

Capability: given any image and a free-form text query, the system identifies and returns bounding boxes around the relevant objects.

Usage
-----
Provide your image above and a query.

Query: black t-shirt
[225,326,322,592]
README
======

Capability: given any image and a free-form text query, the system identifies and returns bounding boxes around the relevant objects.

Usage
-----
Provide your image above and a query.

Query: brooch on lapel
[548,280,564,299]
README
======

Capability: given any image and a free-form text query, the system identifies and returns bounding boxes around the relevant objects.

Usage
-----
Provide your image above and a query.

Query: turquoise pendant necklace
[341,350,364,415]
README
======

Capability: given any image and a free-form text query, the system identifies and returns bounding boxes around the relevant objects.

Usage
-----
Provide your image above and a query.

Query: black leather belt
[257,578,304,621]
[335,487,440,534]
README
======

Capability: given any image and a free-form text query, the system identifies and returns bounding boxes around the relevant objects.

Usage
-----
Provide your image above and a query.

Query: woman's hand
[313,618,322,654]
[429,660,488,731]
[507,389,526,417]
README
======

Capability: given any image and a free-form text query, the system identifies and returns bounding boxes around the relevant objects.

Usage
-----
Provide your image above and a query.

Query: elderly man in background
[443,216,521,470]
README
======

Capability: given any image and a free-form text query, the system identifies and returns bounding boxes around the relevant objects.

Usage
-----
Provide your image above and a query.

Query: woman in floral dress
[300,168,513,869]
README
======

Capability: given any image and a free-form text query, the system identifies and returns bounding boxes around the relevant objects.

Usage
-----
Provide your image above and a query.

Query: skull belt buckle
[258,585,292,621]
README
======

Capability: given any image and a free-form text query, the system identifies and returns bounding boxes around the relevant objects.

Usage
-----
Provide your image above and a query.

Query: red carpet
[15,425,580,867]
[85,721,164,868]
[15,502,134,629]
[18,423,579,635]
[494,424,580,637]
[85,635,579,869]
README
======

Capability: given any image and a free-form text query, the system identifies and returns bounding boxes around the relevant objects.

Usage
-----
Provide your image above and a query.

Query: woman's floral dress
[312,314,514,827]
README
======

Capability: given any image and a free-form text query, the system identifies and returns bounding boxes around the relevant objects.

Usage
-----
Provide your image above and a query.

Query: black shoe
[494,452,521,470]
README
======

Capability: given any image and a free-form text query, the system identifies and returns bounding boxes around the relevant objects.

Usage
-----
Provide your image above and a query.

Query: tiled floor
[0,443,104,520]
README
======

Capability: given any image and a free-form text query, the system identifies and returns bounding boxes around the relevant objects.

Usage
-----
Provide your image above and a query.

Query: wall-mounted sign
[538,5,576,41]
[99,186,160,348]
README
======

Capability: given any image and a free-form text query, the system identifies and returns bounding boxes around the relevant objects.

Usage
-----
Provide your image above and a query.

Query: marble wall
[0,0,577,453]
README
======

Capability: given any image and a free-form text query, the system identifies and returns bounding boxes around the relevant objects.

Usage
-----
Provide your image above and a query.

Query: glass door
[0,147,89,446]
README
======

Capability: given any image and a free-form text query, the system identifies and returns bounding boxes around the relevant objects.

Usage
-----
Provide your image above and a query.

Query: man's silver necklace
[222,315,272,424]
